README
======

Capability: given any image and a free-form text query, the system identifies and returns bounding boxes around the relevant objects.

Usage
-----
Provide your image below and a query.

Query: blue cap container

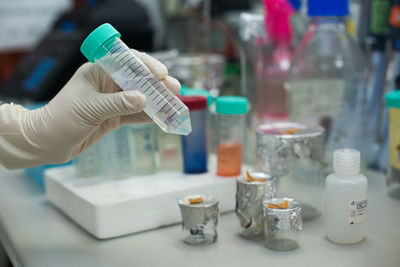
[307,0,349,17]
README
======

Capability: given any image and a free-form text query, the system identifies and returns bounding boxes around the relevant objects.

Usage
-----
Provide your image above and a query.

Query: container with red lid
[178,96,208,174]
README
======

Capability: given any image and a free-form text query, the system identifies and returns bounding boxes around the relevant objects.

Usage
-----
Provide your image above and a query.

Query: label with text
[348,199,367,225]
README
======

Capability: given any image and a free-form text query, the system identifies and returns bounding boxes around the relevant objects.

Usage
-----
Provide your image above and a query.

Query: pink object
[254,0,294,122]
[263,0,294,44]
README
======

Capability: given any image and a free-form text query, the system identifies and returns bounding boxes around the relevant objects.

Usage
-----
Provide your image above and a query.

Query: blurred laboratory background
[1,0,397,170]
[0,0,400,265]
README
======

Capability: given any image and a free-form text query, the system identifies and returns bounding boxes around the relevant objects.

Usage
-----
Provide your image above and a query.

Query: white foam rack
[44,166,237,239]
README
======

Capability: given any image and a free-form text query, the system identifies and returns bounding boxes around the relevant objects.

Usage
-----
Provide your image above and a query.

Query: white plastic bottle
[325,149,368,244]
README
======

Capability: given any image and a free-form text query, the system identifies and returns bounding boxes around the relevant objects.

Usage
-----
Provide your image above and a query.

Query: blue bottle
[179,96,208,174]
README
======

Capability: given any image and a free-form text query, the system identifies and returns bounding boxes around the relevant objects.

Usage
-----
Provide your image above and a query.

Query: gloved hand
[0,50,181,169]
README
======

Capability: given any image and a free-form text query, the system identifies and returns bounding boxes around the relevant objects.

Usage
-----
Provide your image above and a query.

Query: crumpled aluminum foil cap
[256,122,325,177]
[263,198,302,232]
[178,195,219,230]
[236,173,276,229]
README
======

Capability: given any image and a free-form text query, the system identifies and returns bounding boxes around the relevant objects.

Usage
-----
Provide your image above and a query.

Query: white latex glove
[0,50,181,169]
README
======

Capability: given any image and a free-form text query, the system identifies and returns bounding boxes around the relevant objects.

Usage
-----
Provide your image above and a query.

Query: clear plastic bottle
[215,96,248,177]
[325,149,367,244]
[288,0,368,160]
[80,23,191,135]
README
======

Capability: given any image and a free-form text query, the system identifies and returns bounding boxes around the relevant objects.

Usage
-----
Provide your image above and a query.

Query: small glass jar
[263,197,302,251]
[179,96,208,174]
[385,90,400,199]
[178,195,219,245]
[127,123,157,175]
[236,171,276,239]
[215,96,248,177]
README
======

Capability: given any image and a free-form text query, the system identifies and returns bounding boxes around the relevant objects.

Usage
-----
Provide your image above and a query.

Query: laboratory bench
[0,166,399,267]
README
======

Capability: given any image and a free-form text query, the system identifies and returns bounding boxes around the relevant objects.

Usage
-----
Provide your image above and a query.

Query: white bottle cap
[333,148,360,176]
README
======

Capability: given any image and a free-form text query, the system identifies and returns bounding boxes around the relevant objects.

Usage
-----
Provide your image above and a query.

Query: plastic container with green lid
[215,96,248,115]
[215,96,248,177]
[80,23,191,136]
[385,90,400,199]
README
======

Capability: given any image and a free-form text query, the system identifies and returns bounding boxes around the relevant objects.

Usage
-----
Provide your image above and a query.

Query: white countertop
[0,167,399,267]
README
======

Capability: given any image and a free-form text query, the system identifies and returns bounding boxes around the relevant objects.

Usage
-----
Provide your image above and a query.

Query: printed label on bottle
[348,199,367,225]
[288,79,345,119]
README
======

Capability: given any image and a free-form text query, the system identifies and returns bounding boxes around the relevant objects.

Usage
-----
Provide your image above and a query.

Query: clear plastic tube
[82,24,192,135]
[216,114,245,177]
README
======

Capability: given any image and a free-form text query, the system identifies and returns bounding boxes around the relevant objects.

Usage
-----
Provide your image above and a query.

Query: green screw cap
[215,96,248,115]
[385,91,400,109]
[80,23,121,63]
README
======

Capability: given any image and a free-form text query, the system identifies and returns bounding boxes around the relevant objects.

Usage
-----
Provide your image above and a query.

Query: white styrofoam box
[45,166,237,239]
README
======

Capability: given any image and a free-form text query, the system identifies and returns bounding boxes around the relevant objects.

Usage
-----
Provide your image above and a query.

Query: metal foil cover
[256,122,325,177]
[178,195,219,243]
[263,198,302,232]
[236,173,276,231]
[239,12,266,41]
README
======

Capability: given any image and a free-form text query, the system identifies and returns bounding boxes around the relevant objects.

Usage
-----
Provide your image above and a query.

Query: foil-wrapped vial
[263,198,302,251]
[178,195,219,245]
[236,171,276,239]
[256,122,325,221]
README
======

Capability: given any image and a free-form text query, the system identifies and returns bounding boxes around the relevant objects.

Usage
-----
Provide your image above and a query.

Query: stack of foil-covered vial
[235,170,303,251]
[256,122,325,221]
